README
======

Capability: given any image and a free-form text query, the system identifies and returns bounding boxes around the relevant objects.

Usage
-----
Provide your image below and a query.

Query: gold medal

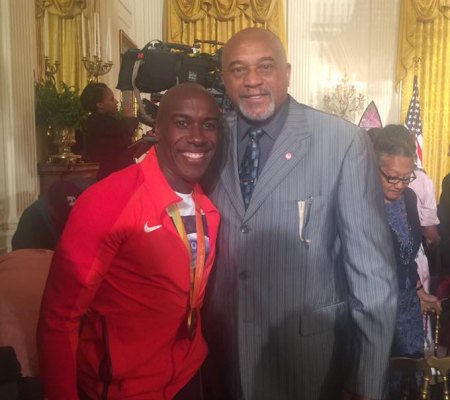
[168,192,205,342]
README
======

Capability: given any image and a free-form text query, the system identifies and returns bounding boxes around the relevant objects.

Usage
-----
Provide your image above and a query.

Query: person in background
[434,146,450,353]
[408,168,440,291]
[408,167,441,353]
[202,27,398,400]
[80,83,138,180]
[37,83,220,400]
[368,125,441,397]
[12,179,89,250]
[438,145,450,269]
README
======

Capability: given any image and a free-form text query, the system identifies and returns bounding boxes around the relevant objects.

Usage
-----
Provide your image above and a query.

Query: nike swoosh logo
[144,223,162,233]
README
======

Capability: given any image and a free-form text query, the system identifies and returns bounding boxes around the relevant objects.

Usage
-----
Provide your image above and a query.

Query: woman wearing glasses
[369,124,441,396]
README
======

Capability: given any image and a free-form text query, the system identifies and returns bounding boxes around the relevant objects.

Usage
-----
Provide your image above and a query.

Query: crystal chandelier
[322,74,365,123]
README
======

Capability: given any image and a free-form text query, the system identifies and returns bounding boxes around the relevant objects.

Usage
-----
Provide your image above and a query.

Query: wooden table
[38,161,99,196]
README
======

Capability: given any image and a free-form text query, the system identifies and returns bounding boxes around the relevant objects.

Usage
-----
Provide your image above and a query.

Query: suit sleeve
[439,175,450,237]
[36,186,126,400]
[336,130,398,398]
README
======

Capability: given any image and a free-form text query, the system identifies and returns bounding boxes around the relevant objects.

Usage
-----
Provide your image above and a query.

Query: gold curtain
[165,0,286,54]
[397,0,450,197]
[36,0,92,90]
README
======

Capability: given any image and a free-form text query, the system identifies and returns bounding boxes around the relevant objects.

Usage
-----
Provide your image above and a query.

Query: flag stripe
[405,75,423,167]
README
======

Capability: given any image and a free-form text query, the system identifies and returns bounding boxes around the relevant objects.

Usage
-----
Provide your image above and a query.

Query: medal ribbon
[168,192,206,330]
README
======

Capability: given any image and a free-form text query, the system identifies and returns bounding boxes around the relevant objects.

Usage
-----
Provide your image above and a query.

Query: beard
[237,91,275,122]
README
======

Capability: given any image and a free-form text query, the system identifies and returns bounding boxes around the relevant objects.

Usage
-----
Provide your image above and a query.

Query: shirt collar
[140,147,216,214]
[238,96,291,142]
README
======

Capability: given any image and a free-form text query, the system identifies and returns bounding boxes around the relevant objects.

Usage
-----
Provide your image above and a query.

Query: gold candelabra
[322,74,365,123]
[82,56,113,82]
[44,56,60,81]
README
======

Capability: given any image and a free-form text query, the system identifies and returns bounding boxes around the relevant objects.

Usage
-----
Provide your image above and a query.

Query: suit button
[238,271,248,280]
[240,225,249,233]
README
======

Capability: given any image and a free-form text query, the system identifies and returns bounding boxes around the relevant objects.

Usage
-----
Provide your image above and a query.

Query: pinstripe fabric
[202,97,398,400]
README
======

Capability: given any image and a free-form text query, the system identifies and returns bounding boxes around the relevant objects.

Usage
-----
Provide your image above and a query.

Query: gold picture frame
[119,29,138,56]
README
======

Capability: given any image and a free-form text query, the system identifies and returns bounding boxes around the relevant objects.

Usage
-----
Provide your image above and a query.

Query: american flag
[405,75,423,167]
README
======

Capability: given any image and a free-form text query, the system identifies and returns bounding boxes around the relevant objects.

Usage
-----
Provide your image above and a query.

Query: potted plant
[35,79,87,162]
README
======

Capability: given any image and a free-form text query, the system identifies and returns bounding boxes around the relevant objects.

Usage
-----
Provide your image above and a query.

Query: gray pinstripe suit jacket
[202,97,398,400]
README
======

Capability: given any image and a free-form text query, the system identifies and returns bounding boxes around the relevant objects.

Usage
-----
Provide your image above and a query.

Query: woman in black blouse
[80,83,138,180]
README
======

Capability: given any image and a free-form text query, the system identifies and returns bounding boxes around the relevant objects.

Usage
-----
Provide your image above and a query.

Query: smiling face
[222,28,291,122]
[379,154,415,202]
[155,84,219,193]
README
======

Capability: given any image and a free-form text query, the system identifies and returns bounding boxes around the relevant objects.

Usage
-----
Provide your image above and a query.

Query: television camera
[116,39,230,130]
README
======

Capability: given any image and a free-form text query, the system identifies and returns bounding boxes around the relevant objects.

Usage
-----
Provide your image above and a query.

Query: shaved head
[222,28,288,69]
[154,82,219,193]
[221,28,291,122]
[156,83,217,125]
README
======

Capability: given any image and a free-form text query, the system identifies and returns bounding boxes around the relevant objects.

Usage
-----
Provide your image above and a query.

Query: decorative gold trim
[119,29,138,55]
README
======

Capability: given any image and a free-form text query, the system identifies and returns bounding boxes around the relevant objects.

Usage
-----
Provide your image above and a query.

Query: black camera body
[116,40,223,93]
[117,40,232,128]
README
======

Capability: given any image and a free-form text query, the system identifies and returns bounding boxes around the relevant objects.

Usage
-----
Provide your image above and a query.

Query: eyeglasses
[379,169,416,185]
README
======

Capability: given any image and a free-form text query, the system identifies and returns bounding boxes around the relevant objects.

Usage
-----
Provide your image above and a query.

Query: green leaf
[35,80,87,136]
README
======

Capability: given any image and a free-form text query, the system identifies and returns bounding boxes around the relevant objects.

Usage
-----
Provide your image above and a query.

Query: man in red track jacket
[37,83,220,400]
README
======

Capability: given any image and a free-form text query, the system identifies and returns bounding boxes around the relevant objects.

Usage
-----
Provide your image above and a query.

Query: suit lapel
[219,99,312,221]
[244,100,312,219]
[219,113,246,218]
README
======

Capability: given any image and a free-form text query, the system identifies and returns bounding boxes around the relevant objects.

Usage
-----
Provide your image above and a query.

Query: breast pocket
[297,195,329,244]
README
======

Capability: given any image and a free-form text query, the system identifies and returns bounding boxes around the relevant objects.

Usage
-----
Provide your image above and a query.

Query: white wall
[114,0,165,48]
[287,0,401,125]
[129,0,165,47]
[100,0,165,99]
[0,0,38,253]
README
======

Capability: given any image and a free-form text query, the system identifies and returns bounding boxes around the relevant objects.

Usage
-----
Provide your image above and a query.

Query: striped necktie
[239,128,264,209]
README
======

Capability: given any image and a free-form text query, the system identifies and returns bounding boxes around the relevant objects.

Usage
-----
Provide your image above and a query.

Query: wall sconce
[322,74,365,123]
[44,56,60,81]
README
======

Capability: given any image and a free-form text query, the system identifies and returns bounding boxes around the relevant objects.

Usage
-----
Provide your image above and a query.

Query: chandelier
[322,74,365,123]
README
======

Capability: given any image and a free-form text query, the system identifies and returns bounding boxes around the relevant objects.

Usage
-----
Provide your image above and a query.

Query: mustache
[239,90,272,98]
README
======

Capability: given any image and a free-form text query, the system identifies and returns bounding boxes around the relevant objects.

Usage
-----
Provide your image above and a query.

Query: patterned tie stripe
[239,128,264,209]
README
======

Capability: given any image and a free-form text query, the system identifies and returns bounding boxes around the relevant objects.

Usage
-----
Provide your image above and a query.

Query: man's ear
[286,62,292,86]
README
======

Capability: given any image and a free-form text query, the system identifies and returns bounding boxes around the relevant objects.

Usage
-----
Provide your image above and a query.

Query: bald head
[222,28,288,69]
[154,82,219,193]
[221,28,291,122]
[156,83,217,124]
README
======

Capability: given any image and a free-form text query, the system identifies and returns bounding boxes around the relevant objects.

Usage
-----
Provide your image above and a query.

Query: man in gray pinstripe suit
[202,28,398,400]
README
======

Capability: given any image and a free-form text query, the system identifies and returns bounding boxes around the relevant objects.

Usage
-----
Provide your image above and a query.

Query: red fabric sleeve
[36,174,137,400]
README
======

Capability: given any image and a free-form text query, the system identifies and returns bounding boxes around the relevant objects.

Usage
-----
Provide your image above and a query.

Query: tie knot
[248,128,264,141]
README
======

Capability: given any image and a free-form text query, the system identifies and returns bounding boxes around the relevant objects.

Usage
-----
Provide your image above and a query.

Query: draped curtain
[35,0,92,90]
[164,0,286,54]
[397,0,450,196]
